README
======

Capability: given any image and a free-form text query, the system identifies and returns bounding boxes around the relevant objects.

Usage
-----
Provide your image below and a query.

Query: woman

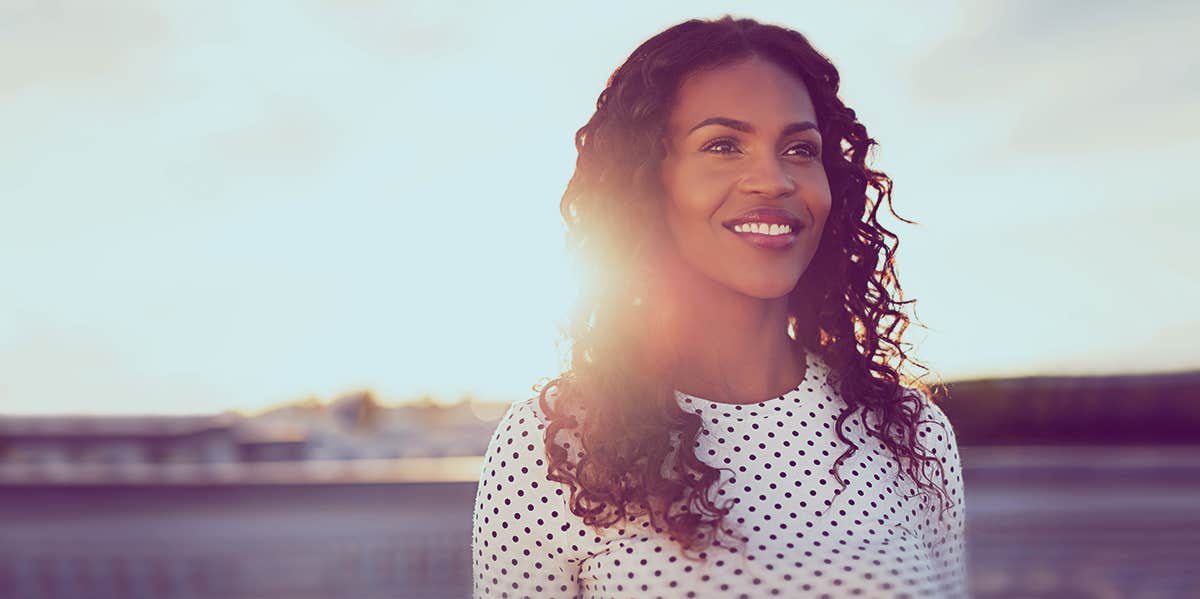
[473,15,966,599]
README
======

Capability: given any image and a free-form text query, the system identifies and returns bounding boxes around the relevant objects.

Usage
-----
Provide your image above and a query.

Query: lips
[720,207,804,232]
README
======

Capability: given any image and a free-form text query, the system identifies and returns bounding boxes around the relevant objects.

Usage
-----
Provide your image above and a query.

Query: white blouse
[472,351,968,598]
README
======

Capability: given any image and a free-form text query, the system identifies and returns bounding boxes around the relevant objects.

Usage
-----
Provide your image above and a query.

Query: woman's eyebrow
[687,116,819,136]
[780,121,819,137]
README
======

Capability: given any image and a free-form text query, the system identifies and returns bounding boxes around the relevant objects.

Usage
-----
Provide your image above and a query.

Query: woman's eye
[701,138,740,154]
[700,138,819,157]
[784,142,820,158]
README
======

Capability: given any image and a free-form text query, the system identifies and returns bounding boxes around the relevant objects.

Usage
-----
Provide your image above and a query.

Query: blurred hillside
[0,391,508,485]
[934,369,1200,445]
[2,368,1197,485]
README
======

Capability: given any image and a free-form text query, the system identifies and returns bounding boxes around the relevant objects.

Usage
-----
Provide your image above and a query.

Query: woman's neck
[649,262,808,405]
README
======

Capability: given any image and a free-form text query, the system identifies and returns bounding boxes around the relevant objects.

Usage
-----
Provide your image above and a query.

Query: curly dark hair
[536,15,953,555]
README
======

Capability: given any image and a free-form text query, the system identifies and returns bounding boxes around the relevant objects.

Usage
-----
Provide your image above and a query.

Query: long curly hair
[536,15,952,555]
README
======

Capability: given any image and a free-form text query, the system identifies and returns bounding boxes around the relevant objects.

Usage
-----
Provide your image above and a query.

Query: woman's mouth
[725,222,801,250]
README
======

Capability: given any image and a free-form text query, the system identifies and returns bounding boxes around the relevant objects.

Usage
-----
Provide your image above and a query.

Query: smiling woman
[660,57,831,302]
[472,15,967,599]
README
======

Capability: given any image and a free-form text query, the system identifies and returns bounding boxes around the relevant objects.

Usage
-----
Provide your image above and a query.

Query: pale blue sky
[2,1,1197,415]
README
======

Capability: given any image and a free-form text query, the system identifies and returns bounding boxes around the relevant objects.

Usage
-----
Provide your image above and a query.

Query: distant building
[0,414,241,466]
[0,393,507,483]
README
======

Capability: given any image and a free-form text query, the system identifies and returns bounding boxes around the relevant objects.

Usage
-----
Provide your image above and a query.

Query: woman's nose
[737,154,797,198]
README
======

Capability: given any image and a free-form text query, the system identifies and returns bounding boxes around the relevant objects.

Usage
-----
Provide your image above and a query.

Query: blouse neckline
[674,349,830,418]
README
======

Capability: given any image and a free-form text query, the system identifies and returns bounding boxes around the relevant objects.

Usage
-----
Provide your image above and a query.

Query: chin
[737,274,803,300]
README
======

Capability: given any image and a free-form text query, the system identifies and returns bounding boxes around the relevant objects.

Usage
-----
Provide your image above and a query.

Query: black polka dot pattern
[472,352,967,598]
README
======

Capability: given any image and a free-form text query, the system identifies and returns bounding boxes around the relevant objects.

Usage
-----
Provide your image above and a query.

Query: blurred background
[1,1,1198,598]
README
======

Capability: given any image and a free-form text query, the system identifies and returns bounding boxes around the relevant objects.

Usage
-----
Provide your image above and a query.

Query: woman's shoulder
[858,385,956,436]
[484,397,548,461]
[473,388,599,597]
[491,386,565,435]
[906,386,959,454]
[499,395,551,429]
[476,395,563,512]
[483,386,576,464]
[903,386,964,512]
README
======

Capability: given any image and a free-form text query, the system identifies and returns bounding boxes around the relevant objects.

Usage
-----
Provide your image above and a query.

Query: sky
[1,0,1197,415]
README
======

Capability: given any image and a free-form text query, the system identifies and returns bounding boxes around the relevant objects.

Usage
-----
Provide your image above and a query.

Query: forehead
[667,56,818,134]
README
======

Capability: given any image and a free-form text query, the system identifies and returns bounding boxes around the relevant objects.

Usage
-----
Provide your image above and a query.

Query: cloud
[193,98,337,178]
[910,0,1200,155]
[0,0,171,97]
[308,0,474,57]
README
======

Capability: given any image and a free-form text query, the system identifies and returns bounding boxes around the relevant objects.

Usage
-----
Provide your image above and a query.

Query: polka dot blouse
[472,351,967,598]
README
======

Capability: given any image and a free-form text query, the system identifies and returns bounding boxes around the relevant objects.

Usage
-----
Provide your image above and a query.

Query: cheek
[666,160,729,217]
[816,190,834,224]
[810,172,834,225]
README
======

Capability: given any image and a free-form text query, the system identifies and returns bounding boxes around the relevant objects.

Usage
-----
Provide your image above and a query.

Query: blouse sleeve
[916,395,970,597]
[471,397,590,599]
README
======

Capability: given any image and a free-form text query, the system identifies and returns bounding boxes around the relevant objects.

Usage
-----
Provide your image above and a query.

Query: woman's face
[659,56,832,300]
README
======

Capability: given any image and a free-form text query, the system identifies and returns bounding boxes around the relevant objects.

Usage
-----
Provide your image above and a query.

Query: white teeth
[733,222,793,235]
